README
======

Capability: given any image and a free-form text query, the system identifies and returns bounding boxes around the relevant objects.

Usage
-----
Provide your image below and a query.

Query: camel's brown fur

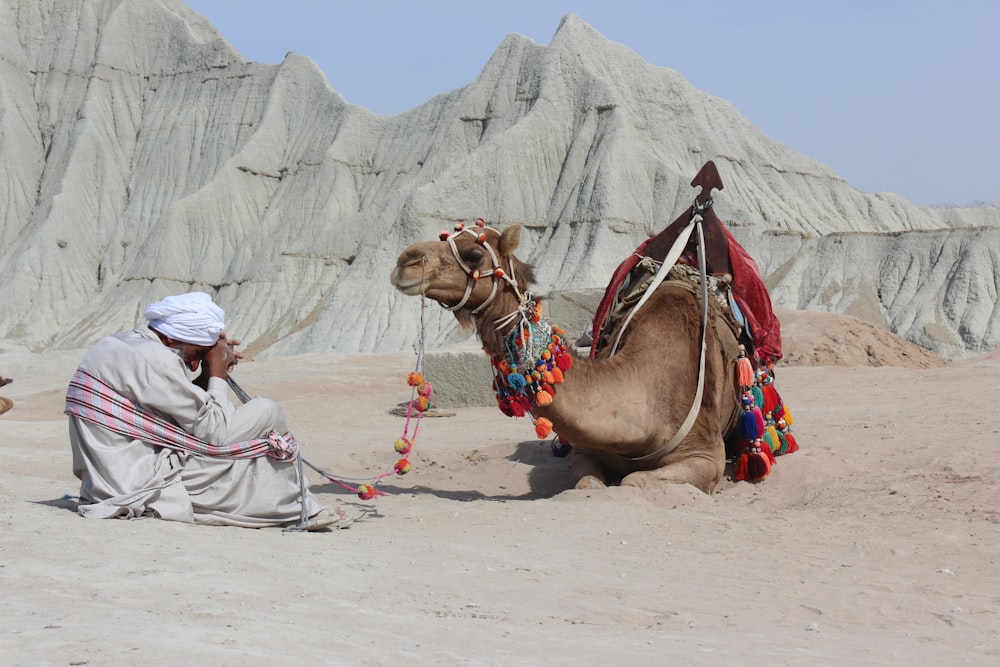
[391,225,742,493]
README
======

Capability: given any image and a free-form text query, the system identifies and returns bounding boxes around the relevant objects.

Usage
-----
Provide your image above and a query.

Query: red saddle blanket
[590,222,782,363]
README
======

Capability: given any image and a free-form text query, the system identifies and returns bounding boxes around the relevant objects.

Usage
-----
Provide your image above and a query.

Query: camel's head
[391,219,535,321]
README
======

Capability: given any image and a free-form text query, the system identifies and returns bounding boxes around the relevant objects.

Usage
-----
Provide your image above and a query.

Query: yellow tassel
[763,424,780,453]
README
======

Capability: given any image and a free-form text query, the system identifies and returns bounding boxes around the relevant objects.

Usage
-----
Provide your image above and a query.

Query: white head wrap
[144,292,225,346]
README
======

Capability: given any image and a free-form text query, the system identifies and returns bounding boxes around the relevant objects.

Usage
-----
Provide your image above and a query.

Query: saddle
[590,161,747,358]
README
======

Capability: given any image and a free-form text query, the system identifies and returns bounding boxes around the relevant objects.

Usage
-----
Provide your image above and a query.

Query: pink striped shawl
[65,369,298,461]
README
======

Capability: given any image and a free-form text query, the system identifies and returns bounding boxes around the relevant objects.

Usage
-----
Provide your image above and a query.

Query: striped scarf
[65,369,298,461]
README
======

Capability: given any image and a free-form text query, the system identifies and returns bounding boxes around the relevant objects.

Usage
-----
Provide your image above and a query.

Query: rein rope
[225,290,433,503]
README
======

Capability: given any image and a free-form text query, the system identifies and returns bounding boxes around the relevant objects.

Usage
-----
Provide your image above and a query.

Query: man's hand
[204,333,242,379]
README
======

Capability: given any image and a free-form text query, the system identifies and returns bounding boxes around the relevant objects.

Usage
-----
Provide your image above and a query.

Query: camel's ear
[499,225,522,256]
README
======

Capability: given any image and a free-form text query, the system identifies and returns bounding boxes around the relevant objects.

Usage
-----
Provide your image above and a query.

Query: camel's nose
[395,248,426,269]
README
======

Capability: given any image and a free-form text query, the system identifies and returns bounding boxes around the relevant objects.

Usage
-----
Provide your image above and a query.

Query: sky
[184,1,998,207]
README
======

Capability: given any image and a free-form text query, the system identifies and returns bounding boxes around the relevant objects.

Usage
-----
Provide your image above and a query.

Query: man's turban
[144,292,225,347]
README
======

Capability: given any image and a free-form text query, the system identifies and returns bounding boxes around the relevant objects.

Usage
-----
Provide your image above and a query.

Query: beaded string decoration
[302,296,433,500]
[489,295,573,440]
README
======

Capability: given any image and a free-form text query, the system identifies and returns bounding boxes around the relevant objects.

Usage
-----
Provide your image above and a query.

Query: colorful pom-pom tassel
[534,417,553,439]
[735,441,772,482]
[394,437,413,455]
[358,484,377,500]
[535,389,553,406]
[394,459,411,475]
[736,346,754,387]
[408,372,424,387]
[739,408,761,440]
[507,373,527,392]
[762,384,780,414]
[763,423,781,454]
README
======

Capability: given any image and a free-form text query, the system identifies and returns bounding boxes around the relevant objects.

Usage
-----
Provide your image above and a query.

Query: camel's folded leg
[621,449,725,494]
[571,449,608,490]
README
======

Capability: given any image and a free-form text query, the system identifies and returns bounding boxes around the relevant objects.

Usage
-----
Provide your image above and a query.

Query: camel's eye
[460,249,484,266]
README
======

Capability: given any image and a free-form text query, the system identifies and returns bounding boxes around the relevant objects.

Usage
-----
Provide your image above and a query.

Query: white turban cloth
[144,292,226,346]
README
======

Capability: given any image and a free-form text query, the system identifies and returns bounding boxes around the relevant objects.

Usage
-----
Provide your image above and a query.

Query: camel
[390,164,793,494]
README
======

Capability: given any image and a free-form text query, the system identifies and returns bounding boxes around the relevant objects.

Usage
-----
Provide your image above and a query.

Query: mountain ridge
[1,1,996,358]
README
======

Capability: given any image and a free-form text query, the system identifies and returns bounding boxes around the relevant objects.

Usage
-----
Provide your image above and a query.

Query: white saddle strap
[621,216,709,462]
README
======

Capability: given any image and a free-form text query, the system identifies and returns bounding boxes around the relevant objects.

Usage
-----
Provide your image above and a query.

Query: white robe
[68,323,325,528]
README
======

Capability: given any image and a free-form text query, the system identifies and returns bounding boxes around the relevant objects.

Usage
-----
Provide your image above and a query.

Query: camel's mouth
[390,267,425,295]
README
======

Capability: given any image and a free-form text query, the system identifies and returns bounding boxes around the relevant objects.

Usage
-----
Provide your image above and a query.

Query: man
[66,291,345,530]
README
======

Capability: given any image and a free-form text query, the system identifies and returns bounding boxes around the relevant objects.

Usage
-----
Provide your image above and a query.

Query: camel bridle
[440,219,523,315]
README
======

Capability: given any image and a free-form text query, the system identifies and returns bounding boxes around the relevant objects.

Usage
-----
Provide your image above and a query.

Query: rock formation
[1,0,997,358]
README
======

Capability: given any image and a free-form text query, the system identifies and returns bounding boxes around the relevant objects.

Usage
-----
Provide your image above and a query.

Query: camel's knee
[622,456,723,494]
[575,475,607,490]
[571,450,608,489]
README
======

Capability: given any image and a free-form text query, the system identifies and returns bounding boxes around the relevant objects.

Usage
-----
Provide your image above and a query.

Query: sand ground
[1,325,998,666]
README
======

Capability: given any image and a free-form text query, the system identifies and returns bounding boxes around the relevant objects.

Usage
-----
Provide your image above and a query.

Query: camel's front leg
[570,448,609,490]
[621,447,725,494]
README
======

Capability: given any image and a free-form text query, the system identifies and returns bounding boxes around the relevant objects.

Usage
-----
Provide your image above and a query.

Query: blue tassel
[739,408,761,440]
[507,373,527,392]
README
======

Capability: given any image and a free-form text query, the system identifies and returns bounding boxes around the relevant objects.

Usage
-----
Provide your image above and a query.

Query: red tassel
[735,451,750,481]
[508,397,526,417]
[781,428,799,454]
[739,441,772,481]
[556,354,572,371]
[762,384,780,414]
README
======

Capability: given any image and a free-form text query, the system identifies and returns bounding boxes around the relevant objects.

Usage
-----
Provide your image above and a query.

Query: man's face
[174,342,213,372]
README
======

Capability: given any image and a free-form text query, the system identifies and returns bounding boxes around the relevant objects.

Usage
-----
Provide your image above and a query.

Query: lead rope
[224,288,431,512]
[224,374,309,532]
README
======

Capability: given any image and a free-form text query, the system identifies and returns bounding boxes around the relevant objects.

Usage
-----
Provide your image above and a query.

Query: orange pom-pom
[494,268,505,279]
[394,459,411,475]
[535,390,553,406]
[550,367,564,384]
[534,417,553,439]
[417,396,430,411]
[408,372,424,387]
[357,484,377,500]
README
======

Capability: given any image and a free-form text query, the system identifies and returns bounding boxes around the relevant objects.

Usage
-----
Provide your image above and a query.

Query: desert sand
[1,313,998,666]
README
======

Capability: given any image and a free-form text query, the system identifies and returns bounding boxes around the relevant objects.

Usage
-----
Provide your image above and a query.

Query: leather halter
[441,219,522,314]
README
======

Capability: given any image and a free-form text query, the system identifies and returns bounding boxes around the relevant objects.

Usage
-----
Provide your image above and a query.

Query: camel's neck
[472,288,533,356]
